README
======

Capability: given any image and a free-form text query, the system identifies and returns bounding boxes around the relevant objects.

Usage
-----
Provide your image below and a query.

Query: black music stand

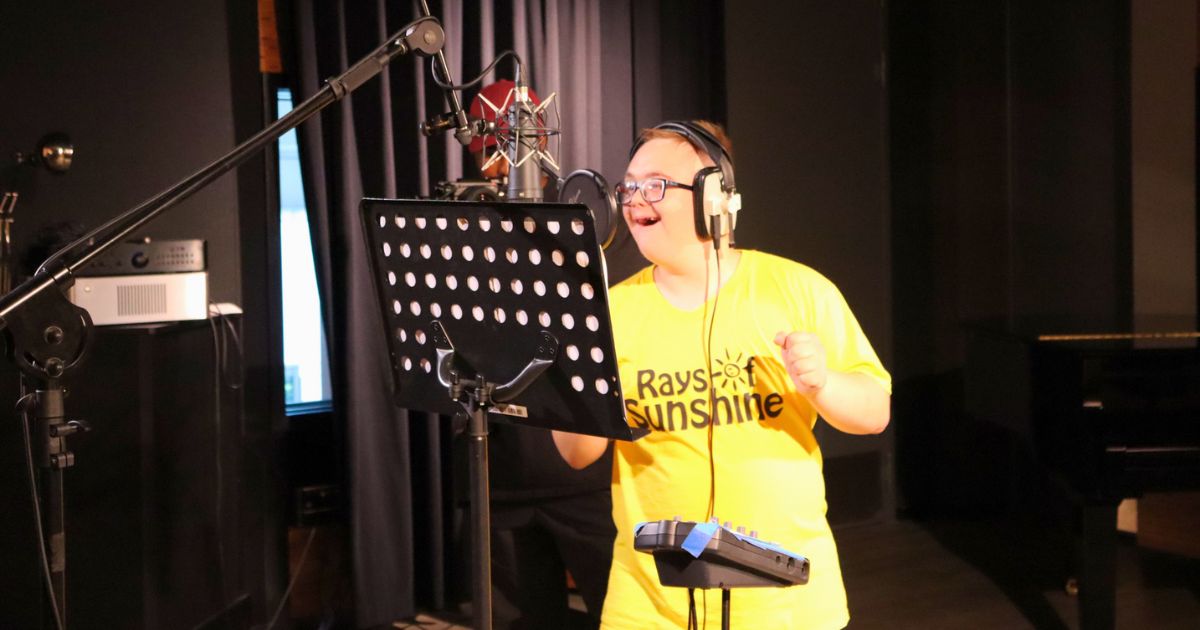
[360,198,641,630]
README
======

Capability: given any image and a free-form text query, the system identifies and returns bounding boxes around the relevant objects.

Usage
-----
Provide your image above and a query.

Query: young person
[553,121,891,629]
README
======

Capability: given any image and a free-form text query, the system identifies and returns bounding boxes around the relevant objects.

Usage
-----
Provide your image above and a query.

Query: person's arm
[551,430,611,469]
[773,331,891,434]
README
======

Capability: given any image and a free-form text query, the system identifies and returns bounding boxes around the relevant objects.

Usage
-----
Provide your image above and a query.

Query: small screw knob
[45,357,65,378]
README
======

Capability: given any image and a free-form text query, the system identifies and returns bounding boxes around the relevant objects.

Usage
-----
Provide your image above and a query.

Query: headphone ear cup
[692,167,728,239]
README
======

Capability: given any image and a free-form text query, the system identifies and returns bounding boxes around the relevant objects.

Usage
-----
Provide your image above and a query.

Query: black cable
[217,309,244,390]
[703,249,723,522]
[265,527,318,630]
[17,384,65,630]
[206,308,228,607]
[207,307,245,614]
[430,49,524,91]
[700,246,727,630]
[687,588,698,629]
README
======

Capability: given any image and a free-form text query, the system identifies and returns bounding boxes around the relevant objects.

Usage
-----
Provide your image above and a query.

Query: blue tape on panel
[680,521,719,558]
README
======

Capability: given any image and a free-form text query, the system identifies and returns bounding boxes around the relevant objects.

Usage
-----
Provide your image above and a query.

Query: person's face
[622,137,707,267]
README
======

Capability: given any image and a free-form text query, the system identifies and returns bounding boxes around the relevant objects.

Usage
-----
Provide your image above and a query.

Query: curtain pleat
[377,0,398,198]
[585,0,602,165]
[512,0,529,81]
[294,0,333,343]
[442,0,465,182]
[294,2,420,625]
[480,0,496,84]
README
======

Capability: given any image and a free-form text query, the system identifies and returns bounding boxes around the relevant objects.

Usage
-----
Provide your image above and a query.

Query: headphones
[628,121,743,248]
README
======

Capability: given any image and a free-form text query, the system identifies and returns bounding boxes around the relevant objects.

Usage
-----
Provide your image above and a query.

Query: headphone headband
[628,120,742,247]
[629,121,736,192]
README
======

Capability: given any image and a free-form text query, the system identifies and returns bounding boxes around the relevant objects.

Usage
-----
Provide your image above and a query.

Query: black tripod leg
[722,589,730,630]
[468,404,492,630]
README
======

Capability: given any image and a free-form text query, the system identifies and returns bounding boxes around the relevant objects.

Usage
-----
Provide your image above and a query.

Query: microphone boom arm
[0,16,447,382]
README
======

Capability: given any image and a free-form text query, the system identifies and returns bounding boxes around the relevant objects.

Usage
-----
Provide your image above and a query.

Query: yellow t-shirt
[601,250,891,630]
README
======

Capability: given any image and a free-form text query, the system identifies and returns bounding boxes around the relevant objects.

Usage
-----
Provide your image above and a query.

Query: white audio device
[69,271,209,326]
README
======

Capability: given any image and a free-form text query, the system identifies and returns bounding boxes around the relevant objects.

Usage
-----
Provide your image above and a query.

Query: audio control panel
[634,517,809,588]
[78,239,205,276]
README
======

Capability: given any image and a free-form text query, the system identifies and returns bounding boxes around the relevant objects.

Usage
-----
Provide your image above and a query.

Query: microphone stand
[0,16,447,629]
[418,0,473,147]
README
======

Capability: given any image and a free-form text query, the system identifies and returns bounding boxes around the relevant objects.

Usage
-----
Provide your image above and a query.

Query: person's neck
[653,247,742,310]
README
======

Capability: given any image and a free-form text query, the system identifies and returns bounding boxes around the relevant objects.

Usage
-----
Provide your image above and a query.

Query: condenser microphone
[505,80,544,202]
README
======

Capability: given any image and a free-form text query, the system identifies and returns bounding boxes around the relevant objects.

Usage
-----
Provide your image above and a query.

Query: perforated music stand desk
[361,198,639,630]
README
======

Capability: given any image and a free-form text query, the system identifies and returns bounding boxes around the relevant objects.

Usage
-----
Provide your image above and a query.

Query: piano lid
[1037,331,1200,347]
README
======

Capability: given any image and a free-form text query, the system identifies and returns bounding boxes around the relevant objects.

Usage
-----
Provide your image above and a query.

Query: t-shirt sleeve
[804,274,892,395]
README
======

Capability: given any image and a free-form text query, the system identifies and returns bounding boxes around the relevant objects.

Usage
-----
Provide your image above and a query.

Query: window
[277,87,332,409]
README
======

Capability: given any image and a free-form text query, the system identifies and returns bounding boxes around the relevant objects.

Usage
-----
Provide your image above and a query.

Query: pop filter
[560,168,619,250]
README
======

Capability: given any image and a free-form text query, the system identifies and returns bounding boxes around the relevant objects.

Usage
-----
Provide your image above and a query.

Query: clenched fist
[773,331,827,396]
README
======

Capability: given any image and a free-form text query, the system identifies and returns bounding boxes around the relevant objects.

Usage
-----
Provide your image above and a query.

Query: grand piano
[967,330,1200,630]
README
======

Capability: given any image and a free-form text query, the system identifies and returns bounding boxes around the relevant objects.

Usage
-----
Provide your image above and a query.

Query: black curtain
[294,2,440,625]
[289,1,724,626]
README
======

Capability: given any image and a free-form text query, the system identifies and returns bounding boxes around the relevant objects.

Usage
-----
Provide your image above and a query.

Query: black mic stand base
[18,378,72,630]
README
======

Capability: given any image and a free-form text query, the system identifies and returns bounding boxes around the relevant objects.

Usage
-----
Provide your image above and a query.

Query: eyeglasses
[615,177,694,204]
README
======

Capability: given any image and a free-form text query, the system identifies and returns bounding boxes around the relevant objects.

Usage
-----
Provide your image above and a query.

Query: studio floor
[837,518,1200,629]
[397,517,1200,629]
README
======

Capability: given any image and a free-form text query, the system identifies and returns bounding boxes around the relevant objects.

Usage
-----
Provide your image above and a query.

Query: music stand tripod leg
[722,588,731,630]
[439,322,557,630]
[466,399,492,630]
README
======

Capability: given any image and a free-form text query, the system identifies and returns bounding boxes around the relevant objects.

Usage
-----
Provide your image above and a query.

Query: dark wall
[1130,1,1196,330]
[889,0,1134,515]
[1007,0,1131,333]
[724,1,893,524]
[0,1,244,303]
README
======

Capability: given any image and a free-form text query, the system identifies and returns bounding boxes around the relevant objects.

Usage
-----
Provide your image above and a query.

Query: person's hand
[773,331,827,396]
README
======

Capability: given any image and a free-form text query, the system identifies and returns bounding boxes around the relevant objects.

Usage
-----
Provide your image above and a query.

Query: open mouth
[631,215,660,227]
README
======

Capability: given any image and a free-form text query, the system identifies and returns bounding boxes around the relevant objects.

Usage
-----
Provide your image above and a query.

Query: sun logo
[713,350,754,391]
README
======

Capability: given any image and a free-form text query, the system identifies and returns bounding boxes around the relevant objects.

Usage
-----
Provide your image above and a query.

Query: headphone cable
[703,246,723,522]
